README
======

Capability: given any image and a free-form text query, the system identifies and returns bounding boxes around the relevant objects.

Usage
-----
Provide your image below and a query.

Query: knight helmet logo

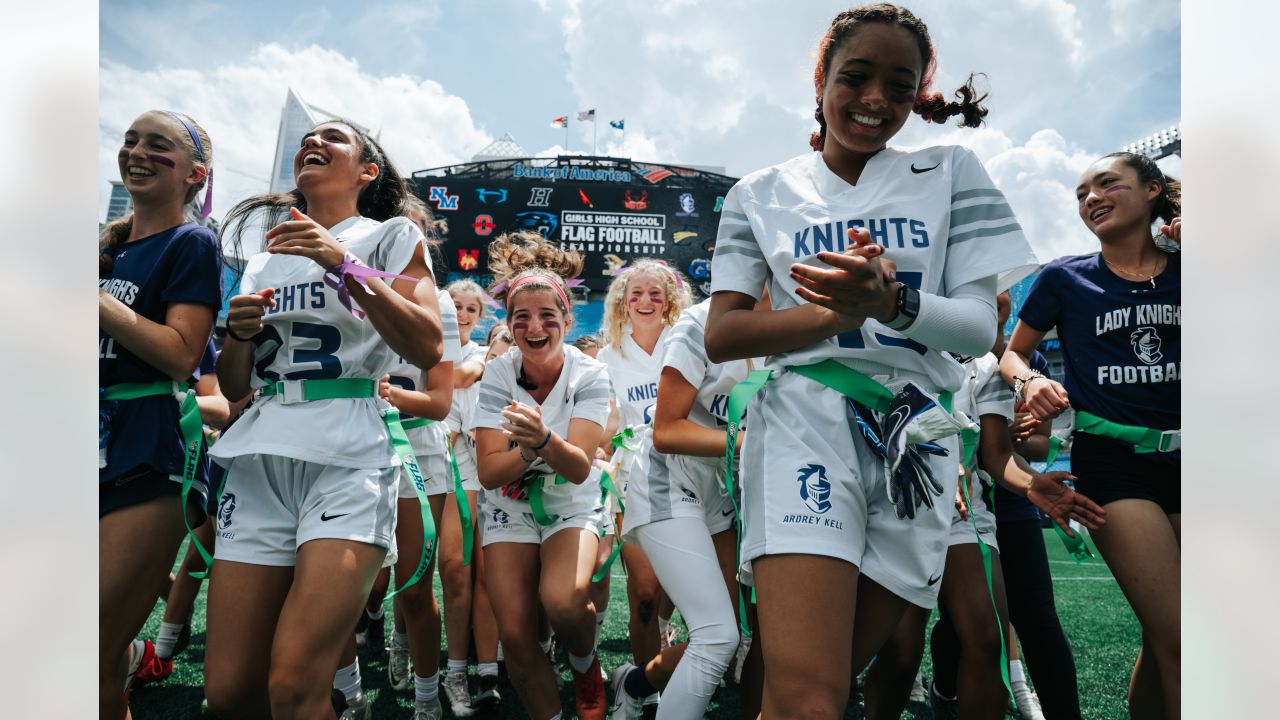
[217,492,237,531]
[1130,326,1163,365]
[797,464,832,514]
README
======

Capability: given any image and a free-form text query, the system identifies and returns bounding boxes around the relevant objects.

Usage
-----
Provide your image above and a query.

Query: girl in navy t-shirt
[98,110,221,719]
[1001,151,1181,719]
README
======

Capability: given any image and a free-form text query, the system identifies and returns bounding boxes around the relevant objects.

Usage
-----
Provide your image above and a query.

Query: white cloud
[1016,0,1084,65]
[99,43,491,225]
[1105,0,1181,37]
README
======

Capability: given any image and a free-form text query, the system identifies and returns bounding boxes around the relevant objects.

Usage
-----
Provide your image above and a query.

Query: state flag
[550,116,568,128]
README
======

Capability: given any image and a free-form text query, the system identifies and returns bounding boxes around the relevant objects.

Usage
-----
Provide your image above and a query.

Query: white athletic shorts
[948,473,999,552]
[214,453,398,566]
[622,446,735,542]
[397,452,450,500]
[478,493,606,547]
[740,370,960,608]
[450,433,482,493]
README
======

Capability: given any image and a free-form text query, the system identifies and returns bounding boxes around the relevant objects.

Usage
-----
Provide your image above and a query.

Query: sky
[99,0,1181,262]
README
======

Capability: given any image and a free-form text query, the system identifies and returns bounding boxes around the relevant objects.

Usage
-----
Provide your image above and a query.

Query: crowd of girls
[101,5,1179,720]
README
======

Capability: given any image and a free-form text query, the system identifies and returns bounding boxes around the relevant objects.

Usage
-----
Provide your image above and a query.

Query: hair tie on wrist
[532,429,552,451]
[226,325,257,343]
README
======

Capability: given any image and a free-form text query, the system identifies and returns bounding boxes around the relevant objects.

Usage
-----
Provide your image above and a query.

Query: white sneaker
[411,697,443,720]
[339,694,372,720]
[608,662,644,720]
[388,640,411,692]
[441,672,476,717]
[1012,684,1046,720]
[473,674,501,709]
[908,671,927,703]
[733,633,752,685]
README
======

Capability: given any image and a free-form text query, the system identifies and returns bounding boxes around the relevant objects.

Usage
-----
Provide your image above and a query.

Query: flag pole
[565,115,569,153]
[593,120,598,156]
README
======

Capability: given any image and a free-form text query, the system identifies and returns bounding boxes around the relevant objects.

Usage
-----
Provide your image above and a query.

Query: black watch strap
[885,284,920,330]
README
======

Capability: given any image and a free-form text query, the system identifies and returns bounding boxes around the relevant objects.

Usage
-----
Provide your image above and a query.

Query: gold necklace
[1103,253,1165,289]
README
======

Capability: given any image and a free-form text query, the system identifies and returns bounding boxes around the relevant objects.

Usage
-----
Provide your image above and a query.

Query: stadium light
[1121,124,1181,160]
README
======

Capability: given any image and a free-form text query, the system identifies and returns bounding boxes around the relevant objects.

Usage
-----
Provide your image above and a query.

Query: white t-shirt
[211,215,432,469]
[387,287,461,454]
[597,325,672,430]
[662,299,758,467]
[448,340,488,435]
[473,345,612,514]
[956,353,1014,426]
[709,147,1038,393]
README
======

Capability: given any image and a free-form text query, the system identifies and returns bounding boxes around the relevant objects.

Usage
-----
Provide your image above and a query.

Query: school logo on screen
[797,464,832,514]
[428,186,459,211]
[1130,326,1163,365]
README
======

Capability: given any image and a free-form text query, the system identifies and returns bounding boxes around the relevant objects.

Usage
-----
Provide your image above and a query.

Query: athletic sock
[568,651,596,675]
[623,665,658,699]
[478,662,499,678]
[154,622,183,660]
[496,642,505,662]
[415,671,439,703]
[366,605,385,620]
[334,660,363,704]
[392,630,410,648]
[1009,659,1028,688]
[447,658,468,675]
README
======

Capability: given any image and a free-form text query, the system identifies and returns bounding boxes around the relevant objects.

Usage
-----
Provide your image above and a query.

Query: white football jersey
[211,215,434,469]
[387,287,461,453]
[473,345,612,515]
[448,341,488,435]
[710,147,1038,393]
[597,325,672,430]
[956,352,1014,426]
[661,299,759,468]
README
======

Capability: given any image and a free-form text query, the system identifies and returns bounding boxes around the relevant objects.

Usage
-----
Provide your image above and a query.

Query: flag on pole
[550,116,568,128]
[577,108,596,122]
[609,119,625,130]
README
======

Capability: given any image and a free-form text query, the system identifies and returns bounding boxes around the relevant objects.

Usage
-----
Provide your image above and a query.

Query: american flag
[577,108,596,122]
[550,116,568,128]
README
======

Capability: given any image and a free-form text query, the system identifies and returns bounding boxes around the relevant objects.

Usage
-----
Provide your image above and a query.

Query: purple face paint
[146,153,176,168]
[541,320,562,331]
[1103,184,1132,195]
[511,321,530,331]
[888,93,915,104]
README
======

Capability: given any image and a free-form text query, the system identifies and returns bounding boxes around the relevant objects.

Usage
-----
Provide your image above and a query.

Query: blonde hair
[100,111,213,276]
[487,231,583,316]
[446,279,492,321]
[600,260,691,354]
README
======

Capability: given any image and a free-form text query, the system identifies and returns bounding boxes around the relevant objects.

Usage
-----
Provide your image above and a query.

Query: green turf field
[130,529,1138,718]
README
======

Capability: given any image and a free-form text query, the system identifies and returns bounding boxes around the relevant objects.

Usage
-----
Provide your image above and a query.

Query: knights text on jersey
[709,147,1038,392]
[597,325,671,429]
[473,345,612,515]
[662,299,756,467]
[99,222,222,483]
[210,214,433,469]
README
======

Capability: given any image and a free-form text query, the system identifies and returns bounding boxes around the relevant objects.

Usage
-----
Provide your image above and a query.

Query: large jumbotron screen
[409,158,737,297]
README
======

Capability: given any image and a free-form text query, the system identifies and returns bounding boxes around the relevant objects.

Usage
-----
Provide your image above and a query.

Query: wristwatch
[884,283,920,330]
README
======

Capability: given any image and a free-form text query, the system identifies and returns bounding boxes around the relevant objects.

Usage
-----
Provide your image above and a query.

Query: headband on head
[165,111,213,218]
[505,273,571,313]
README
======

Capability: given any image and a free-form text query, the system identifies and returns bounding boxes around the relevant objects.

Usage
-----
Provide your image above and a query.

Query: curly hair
[100,111,214,276]
[1100,152,1181,225]
[809,3,988,151]
[487,231,584,316]
[600,259,691,355]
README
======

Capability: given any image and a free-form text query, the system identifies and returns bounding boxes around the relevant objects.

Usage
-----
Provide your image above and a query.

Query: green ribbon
[958,430,1012,699]
[591,469,625,583]
[1055,524,1094,562]
[611,426,639,452]
[526,473,569,526]
[103,381,210,579]
[1075,410,1180,454]
[724,369,775,637]
[1044,435,1063,466]
[447,436,474,566]
[259,378,435,598]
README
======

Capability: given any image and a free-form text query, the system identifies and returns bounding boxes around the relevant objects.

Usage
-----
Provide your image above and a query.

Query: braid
[99,215,134,276]
[912,73,989,128]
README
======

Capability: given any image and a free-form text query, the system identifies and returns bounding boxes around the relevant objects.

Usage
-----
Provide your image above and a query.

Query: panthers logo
[1130,326,1163,365]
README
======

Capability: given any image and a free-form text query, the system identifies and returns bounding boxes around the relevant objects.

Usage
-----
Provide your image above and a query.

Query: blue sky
[99,0,1180,260]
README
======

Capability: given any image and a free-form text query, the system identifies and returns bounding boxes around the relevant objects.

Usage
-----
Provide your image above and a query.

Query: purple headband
[165,111,213,218]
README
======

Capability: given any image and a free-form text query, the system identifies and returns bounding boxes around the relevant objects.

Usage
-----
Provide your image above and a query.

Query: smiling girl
[474,231,611,720]
[1001,151,1181,719]
[204,120,443,720]
[705,4,1037,716]
[99,110,221,720]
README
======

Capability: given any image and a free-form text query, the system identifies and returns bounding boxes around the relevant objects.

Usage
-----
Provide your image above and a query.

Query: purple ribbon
[324,253,419,319]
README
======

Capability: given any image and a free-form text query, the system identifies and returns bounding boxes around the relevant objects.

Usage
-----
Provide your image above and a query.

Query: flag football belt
[399,417,475,567]
[102,380,211,579]
[1075,410,1180,454]
[1030,434,1093,563]
[723,360,961,637]
[259,378,435,598]
[957,426,1012,698]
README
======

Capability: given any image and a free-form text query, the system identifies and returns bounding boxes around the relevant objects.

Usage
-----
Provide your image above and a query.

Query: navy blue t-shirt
[1018,252,1180,462]
[993,351,1050,523]
[99,223,223,484]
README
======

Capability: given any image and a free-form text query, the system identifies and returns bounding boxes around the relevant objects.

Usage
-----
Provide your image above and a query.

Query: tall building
[268,88,372,194]
[102,179,219,232]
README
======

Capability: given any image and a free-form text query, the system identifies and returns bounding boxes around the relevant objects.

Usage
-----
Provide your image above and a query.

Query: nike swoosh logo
[320,511,350,522]
[722,507,735,517]
[911,162,940,174]
[927,573,942,586]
